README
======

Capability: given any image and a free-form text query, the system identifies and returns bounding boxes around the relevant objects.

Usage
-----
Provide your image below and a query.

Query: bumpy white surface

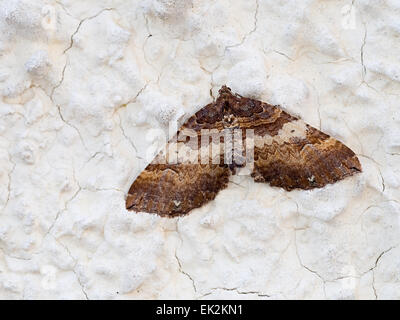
[0,0,399,300]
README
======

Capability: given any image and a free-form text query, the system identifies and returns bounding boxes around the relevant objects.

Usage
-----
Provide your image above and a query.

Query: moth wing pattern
[126,101,231,217]
[126,86,362,217]
[250,118,362,191]
[218,86,361,190]
[125,163,230,217]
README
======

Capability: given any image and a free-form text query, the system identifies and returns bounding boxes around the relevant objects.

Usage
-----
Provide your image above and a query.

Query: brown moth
[126,86,361,217]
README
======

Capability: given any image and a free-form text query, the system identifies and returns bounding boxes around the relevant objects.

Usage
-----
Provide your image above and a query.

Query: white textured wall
[0,0,399,299]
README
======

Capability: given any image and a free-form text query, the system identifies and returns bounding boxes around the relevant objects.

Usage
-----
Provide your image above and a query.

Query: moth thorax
[223,114,238,128]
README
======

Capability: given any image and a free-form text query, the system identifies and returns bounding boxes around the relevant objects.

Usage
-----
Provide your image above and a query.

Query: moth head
[218,85,233,97]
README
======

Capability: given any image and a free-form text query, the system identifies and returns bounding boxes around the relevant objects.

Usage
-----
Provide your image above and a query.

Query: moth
[126,86,361,217]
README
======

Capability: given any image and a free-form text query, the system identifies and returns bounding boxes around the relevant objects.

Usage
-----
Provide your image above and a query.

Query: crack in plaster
[62,8,115,55]
[118,114,140,157]
[49,8,116,156]
[357,154,386,193]
[362,246,397,300]
[292,200,328,298]
[273,50,294,62]
[113,83,148,117]
[112,82,149,156]
[52,235,89,299]
[360,24,367,81]
[199,287,270,299]
[174,249,197,294]
[223,0,259,54]
[174,219,197,294]
[1,154,16,212]
[55,0,74,19]
[45,168,82,237]
[206,0,259,92]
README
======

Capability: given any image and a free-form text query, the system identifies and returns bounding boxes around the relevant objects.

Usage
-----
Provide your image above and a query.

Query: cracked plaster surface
[0,0,400,299]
